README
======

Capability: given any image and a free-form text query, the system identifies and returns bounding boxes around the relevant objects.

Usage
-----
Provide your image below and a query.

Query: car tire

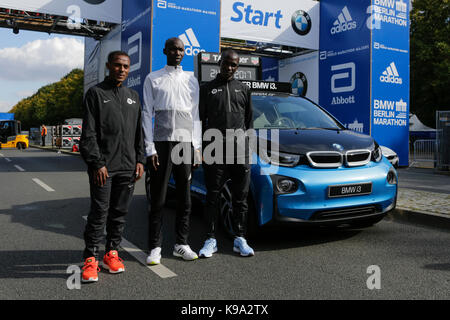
[17,142,25,150]
[218,180,258,239]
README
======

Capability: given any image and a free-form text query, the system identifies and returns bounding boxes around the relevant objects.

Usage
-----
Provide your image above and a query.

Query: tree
[410,0,450,128]
[10,69,84,130]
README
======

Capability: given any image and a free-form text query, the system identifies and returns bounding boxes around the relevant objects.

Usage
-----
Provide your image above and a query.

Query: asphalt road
[0,148,449,301]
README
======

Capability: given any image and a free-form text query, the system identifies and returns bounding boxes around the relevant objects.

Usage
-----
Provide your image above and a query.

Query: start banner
[221,0,320,49]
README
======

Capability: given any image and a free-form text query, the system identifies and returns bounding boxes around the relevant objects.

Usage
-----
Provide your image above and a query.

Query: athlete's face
[164,39,185,66]
[219,52,239,80]
[106,54,130,84]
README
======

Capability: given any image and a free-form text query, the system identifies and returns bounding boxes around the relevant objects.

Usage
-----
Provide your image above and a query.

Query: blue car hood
[259,129,377,155]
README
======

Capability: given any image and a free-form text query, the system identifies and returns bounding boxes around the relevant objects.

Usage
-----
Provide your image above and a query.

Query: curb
[29,145,80,156]
[388,208,450,229]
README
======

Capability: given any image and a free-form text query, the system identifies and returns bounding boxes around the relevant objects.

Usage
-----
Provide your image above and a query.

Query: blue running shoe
[233,237,255,257]
[199,238,218,258]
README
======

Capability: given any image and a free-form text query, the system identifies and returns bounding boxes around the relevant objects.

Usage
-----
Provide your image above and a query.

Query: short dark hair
[107,51,130,63]
[164,37,183,49]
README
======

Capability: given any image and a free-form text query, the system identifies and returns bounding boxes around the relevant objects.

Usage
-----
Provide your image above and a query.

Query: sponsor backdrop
[370,0,410,166]
[121,0,152,101]
[151,0,221,73]
[320,0,410,166]
[319,0,371,135]
[279,51,319,103]
[0,0,122,23]
[221,0,320,49]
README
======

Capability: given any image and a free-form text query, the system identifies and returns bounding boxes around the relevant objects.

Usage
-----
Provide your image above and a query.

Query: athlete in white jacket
[142,37,201,264]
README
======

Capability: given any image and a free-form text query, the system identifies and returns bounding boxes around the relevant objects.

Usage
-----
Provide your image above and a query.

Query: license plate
[328,182,372,198]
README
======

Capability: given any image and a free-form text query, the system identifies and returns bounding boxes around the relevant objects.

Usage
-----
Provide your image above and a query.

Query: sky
[0,28,85,113]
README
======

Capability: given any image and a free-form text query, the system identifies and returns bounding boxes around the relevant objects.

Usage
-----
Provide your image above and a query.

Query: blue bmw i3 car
[188,81,397,236]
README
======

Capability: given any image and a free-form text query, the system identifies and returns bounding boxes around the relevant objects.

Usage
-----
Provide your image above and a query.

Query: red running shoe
[103,250,125,274]
[82,257,99,283]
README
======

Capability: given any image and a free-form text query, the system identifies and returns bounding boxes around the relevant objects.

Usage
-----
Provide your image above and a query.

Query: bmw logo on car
[291,10,311,36]
[332,143,344,152]
[83,0,106,4]
[290,72,308,96]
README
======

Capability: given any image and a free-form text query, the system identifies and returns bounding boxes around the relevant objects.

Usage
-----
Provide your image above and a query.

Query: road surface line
[82,216,177,279]
[0,153,3,157]
[14,165,25,172]
[32,178,56,192]
[5,157,11,162]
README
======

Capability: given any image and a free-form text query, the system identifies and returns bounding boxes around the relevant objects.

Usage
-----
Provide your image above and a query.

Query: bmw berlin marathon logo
[291,10,311,35]
[290,72,307,96]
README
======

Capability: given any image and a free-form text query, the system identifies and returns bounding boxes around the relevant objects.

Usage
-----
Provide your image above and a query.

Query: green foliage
[10,69,84,130]
[410,0,450,128]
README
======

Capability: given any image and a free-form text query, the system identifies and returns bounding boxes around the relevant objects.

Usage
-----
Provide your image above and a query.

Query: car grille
[306,149,371,168]
[310,206,377,221]
[306,151,343,168]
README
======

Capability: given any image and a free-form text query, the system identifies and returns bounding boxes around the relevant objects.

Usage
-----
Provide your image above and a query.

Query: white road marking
[32,178,56,192]
[0,153,3,156]
[14,165,25,172]
[82,216,177,278]
[5,158,11,162]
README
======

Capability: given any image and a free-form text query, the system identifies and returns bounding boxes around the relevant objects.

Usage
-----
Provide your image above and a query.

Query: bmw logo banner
[1,0,122,23]
[221,0,320,50]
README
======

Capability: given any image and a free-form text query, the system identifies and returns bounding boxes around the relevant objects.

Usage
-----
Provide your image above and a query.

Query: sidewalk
[30,144,449,220]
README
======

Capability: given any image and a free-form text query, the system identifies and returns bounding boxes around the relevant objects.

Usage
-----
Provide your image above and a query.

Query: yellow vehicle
[0,120,29,150]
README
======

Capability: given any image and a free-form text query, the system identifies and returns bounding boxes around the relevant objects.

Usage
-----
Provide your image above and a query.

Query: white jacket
[142,65,201,157]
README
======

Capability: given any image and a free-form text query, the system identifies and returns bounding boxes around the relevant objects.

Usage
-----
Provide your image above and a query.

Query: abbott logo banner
[0,0,121,23]
[331,62,355,93]
[221,0,319,49]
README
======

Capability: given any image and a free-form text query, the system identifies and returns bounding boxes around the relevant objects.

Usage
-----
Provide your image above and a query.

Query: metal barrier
[436,111,450,170]
[412,139,436,164]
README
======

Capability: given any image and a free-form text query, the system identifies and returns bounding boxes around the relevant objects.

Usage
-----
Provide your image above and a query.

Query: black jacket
[199,76,253,133]
[199,75,253,162]
[80,78,145,172]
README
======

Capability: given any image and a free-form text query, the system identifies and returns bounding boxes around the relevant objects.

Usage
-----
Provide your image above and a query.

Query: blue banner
[151,0,221,72]
[121,0,152,100]
[370,0,410,166]
[319,0,371,134]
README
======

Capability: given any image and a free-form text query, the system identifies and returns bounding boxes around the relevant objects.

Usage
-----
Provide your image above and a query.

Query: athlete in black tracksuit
[80,63,145,261]
[199,50,254,255]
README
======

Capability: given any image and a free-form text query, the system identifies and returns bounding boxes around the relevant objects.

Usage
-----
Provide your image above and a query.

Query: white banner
[279,51,319,103]
[221,0,320,49]
[0,0,122,23]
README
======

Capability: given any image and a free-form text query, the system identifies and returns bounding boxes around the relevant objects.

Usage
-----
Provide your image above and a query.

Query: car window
[252,94,343,130]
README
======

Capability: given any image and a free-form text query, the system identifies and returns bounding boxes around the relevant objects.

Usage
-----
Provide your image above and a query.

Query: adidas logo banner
[178,28,205,56]
[379,62,403,84]
[330,6,357,34]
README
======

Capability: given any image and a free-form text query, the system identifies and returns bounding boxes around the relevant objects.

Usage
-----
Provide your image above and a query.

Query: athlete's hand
[135,163,144,181]
[95,166,109,187]
[148,154,159,171]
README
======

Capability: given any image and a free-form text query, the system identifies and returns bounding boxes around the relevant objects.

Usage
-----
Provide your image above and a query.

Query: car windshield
[252,94,343,130]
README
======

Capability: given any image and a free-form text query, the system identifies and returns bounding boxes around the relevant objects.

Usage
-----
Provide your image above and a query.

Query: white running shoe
[199,238,218,258]
[146,247,161,265]
[173,244,198,261]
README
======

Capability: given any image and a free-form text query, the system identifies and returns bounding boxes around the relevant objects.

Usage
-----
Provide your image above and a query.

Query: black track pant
[146,141,192,250]
[203,163,250,239]
[83,170,136,260]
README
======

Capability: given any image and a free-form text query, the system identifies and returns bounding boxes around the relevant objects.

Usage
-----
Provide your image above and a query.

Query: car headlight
[387,168,397,185]
[372,146,382,162]
[269,151,301,167]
